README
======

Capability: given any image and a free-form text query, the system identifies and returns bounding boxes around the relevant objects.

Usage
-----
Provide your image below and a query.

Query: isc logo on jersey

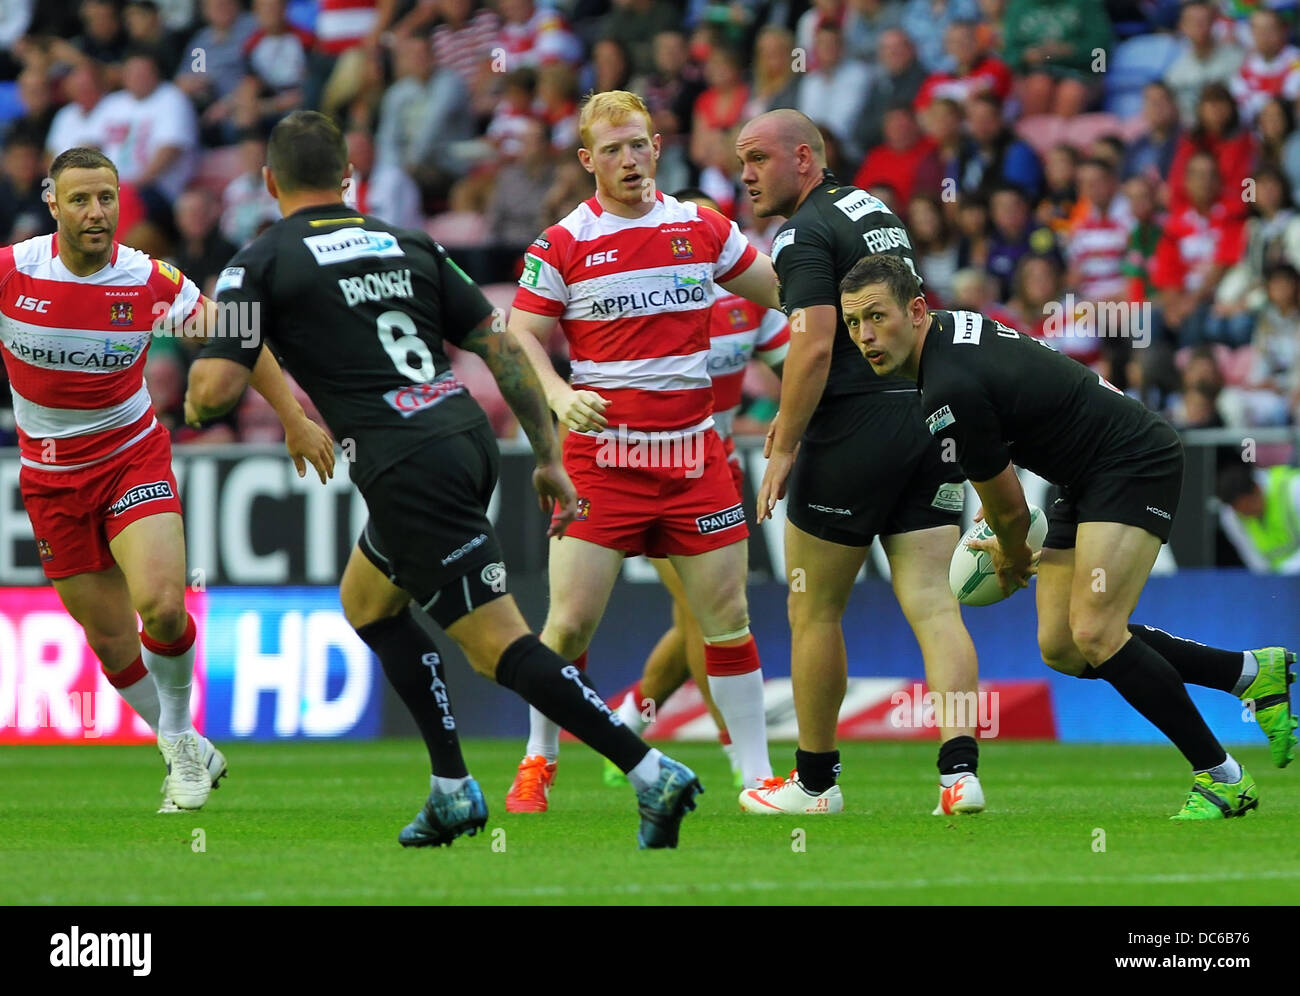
[584,249,618,267]
[304,227,405,266]
[15,295,50,313]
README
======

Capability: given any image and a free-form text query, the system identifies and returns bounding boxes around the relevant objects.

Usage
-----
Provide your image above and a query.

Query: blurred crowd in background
[0,0,1297,568]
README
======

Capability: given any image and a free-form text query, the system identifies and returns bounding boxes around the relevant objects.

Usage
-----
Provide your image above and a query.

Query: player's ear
[262,165,277,200]
[577,147,594,174]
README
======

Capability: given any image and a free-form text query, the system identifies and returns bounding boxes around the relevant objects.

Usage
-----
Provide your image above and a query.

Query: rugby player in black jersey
[735,108,986,816]
[183,110,703,848]
[838,252,1297,820]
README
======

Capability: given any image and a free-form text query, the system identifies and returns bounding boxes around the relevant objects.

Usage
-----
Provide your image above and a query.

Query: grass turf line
[1,739,1295,906]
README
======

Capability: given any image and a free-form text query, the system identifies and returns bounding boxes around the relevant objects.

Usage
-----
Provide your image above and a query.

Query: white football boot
[159,736,227,813]
[932,773,985,815]
[158,731,212,811]
[739,771,844,814]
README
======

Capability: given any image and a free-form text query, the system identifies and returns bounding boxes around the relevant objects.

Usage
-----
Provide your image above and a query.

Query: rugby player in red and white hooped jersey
[601,187,788,790]
[504,91,783,811]
[0,147,334,811]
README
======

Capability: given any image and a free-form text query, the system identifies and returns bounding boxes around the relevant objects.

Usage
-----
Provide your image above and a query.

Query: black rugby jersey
[201,203,493,488]
[917,310,1165,486]
[773,172,922,400]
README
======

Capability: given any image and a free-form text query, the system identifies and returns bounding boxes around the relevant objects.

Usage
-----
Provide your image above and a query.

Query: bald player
[735,109,986,817]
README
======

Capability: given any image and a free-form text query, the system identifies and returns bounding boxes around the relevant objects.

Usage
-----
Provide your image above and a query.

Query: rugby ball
[949,505,1048,606]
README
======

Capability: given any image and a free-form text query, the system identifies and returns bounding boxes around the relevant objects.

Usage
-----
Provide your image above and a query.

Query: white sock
[616,690,648,734]
[142,618,196,740]
[111,665,160,733]
[1199,753,1243,784]
[525,706,560,762]
[1232,651,1259,697]
[627,747,664,792]
[707,669,773,787]
[432,774,470,794]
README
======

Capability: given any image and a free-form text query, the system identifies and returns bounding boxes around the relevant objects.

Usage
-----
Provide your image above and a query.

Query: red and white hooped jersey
[706,292,787,443]
[513,192,758,436]
[0,235,200,471]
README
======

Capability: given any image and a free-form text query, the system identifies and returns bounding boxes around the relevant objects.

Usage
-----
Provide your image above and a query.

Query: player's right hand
[763,410,779,458]
[534,461,578,538]
[552,389,610,433]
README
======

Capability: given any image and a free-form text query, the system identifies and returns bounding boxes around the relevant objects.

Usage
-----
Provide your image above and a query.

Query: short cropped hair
[840,253,923,308]
[49,147,118,184]
[267,110,347,193]
[578,90,653,150]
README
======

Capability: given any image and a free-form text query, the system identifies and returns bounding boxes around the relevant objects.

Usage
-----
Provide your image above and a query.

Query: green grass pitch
[2,739,1297,905]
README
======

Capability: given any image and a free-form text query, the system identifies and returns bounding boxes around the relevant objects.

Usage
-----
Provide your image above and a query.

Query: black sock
[356,608,468,779]
[495,635,648,772]
[1128,624,1243,693]
[938,735,979,777]
[1093,636,1226,770]
[795,749,840,792]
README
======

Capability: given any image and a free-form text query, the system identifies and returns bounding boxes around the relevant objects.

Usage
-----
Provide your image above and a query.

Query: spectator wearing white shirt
[343,127,422,229]
[373,33,470,178]
[91,48,197,203]
[796,23,874,164]
[220,128,280,246]
[175,0,258,145]
[1164,0,1243,124]
[45,61,106,164]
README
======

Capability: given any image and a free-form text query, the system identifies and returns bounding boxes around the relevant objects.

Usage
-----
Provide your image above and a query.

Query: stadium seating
[1104,32,1184,117]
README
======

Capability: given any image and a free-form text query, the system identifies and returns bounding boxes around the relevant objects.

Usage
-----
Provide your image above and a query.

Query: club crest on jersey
[109,301,133,326]
[36,538,53,562]
[670,237,693,259]
[576,497,591,521]
[728,306,747,329]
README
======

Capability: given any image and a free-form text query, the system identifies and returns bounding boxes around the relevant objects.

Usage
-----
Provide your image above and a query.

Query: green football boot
[1241,648,1297,768]
[1170,768,1259,821]
[603,757,629,787]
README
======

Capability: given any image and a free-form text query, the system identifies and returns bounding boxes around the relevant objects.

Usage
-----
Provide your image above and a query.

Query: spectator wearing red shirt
[1167,82,1257,222]
[1153,150,1252,347]
[1064,157,1130,303]
[1229,8,1300,125]
[853,104,940,205]
[690,44,749,179]
[913,20,1013,112]
[495,0,582,71]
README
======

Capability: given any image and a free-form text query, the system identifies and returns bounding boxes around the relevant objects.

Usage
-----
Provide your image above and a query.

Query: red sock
[140,613,197,657]
[718,728,732,745]
[103,655,148,688]
[705,636,760,676]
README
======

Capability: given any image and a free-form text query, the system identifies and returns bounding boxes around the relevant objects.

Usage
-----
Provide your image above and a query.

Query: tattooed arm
[459,309,578,534]
[459,309,562,463]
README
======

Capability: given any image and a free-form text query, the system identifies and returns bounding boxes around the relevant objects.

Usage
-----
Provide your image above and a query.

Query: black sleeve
[924,372,1011,483]
[429,237,495,346]
[200,244,274,369]
[773,221,838,311]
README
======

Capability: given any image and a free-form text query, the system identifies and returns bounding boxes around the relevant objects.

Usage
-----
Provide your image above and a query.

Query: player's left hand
[534,460,578,538]
[966,536,1038,596]
[285,414,336,484]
